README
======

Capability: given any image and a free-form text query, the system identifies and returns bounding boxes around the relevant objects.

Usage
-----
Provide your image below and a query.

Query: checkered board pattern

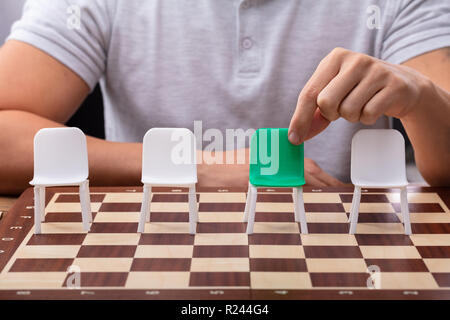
[0,186,449,300]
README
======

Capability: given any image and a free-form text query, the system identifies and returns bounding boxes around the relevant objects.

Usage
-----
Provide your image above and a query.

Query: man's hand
[288,47,426,144]
[303,158,345,187]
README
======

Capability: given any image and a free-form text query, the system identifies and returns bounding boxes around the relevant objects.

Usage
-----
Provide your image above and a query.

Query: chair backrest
[351,129,407,185]
[33,127,89,180]
[249,128,305,186]
[142,128,197,180]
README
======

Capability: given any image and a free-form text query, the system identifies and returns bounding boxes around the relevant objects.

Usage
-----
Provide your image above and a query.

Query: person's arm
[288,47,450,186]
[0,40,142,195]
[400,48,450,186]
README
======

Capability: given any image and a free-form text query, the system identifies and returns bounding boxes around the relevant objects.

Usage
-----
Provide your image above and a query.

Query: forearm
[196,149,249,188]
[401,80,450,186]
[0,110,142,195]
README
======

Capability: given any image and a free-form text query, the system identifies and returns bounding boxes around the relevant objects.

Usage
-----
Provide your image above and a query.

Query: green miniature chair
[244,128,308,234]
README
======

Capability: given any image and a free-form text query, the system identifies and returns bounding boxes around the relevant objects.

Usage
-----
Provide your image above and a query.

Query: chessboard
[0,186,449,300]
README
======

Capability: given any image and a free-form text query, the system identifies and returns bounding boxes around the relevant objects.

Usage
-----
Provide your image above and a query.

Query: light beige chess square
[144,222,190,234]
[423,259,450,273]
[73,258,133,272]
[190,258,249,272]
[303,193,342,203]
[306,258,367,272]
[0,272,67,289]
[249,245,304,259]
[251,272,312,289]
[256,202,294,213]
[15,245,80,259]
[343,203,394,213]
[306,213,349,223]
[410,234,450,246]
[45,202,101,213]
[253,222,299,234]
[194,233,248,246]
[377,273,438,289]
[103,193,143,203]
[41,223,87,234]
[410,213,450,223]
[356,223,405,234]
[360,246,421,259]
[135,245,193,258]
[385,192,441,203]
[301,234,357,246]
[126,272,190,289]
[83,233,140,246]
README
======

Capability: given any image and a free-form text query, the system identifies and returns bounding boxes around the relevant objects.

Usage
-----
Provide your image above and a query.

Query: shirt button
[242,37,253,49]
[242,1,251,9]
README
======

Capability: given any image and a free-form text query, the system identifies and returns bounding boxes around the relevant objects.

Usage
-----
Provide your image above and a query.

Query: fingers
[304,174,327,187]
[304,158,345,187]
[305,168,345,186]
[359,88,392,125]
[314,167,346,186]
[316,69,362,121]
[197,162,249,188]
[289,49,400,144]
[289,48,345,144]
[339,75,385,123]
[302,109,330,141]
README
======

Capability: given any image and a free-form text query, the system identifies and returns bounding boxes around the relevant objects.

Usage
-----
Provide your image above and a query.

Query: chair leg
[243,182,252,222]
[348,188,357,222]
[86,180,93,222]
[246,185,257,234]
[40,186,46,222]
[138,185,151,233]
[400,187,412,235]
[79,181,92,232]
[146,186,152,222]
[348,195,353,222]
[34,186,42,234]
[293,188,299,222]
[296,187,308,234]
[349,186,361,234]
[193,187,199,223]
[189,186,198,234]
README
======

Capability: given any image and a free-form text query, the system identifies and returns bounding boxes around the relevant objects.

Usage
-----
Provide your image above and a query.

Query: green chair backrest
[249,128,305,187]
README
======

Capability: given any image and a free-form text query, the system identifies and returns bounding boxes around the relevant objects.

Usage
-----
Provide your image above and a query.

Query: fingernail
[288,131,300,145]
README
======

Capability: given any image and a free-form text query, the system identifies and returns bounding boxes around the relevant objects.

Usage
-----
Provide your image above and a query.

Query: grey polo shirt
[7,0,450,181]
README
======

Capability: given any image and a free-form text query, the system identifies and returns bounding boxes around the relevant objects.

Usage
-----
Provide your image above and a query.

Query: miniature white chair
[30,128,92,234]
[349,129,411,235]
[137,128,198,234]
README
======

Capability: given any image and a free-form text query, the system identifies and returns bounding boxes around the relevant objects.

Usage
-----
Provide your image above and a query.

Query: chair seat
[142,176,197,186]
[354,179,408,188]
[30,177,87,186]
[250,175,305,187]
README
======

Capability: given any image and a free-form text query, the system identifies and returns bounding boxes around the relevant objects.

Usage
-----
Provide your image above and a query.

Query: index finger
[288,49,343,144]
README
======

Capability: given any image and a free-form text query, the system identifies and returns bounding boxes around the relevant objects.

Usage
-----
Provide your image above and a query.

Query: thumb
[289,109,330,144]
